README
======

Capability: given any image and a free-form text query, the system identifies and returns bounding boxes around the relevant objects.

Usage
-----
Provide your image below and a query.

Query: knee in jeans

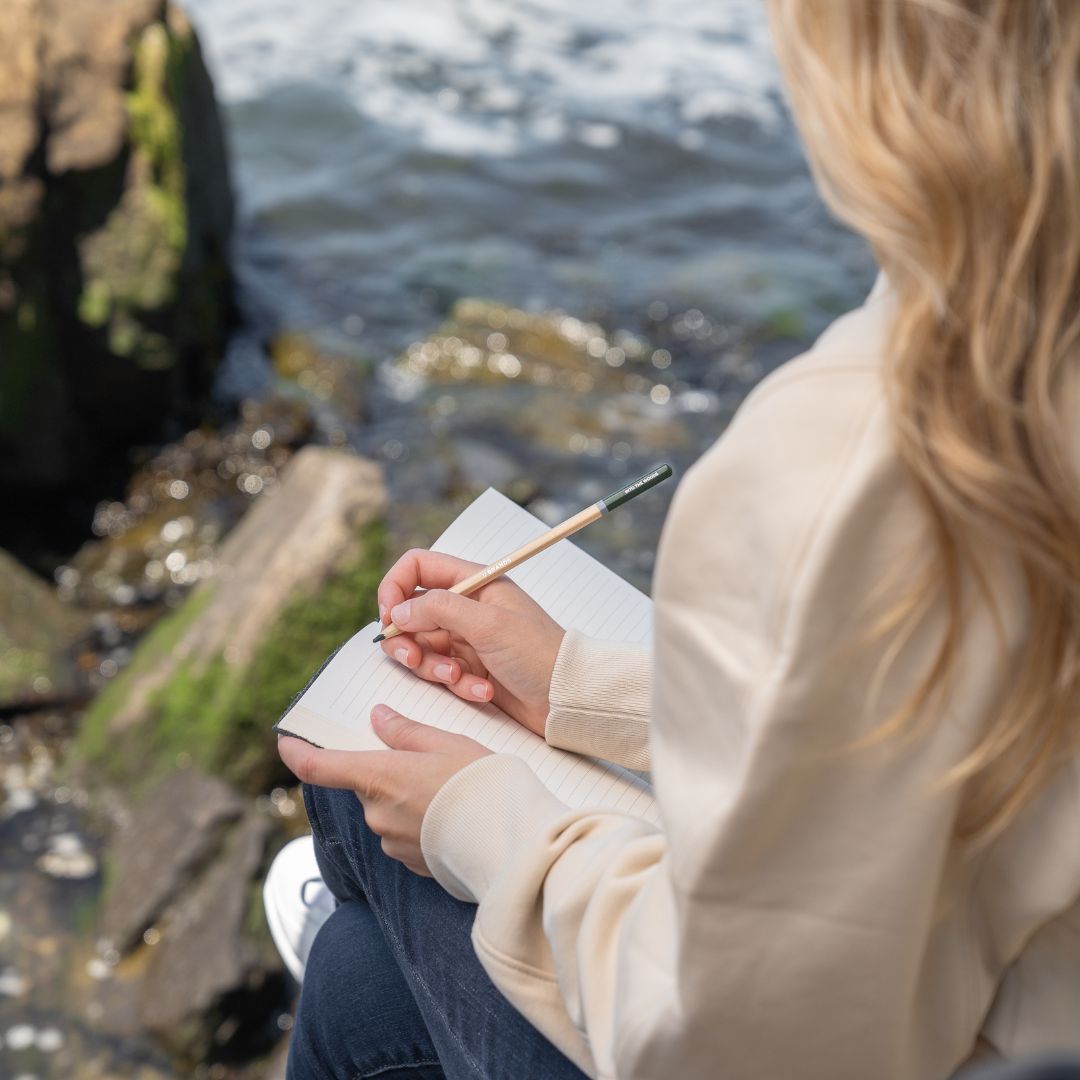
[301,902,421,1029]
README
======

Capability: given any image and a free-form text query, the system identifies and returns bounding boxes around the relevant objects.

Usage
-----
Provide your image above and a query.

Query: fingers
[389,589,497,644]
[379,634,484,692]
[377,550,486,623]
[380,628,494,699]
[379,628,450,671]
[414,650,460,685]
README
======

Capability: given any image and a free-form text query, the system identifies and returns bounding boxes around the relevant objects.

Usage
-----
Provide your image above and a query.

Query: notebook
[275,487,658,823]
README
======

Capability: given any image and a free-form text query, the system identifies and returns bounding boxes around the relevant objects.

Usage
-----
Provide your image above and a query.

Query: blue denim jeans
[287,782,591,1080]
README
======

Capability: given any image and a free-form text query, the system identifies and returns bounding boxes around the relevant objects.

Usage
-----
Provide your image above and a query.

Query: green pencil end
[602,463,673,513]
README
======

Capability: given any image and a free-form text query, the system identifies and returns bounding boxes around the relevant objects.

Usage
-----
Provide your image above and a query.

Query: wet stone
[138,811,276,1059]
[98,768,244,954]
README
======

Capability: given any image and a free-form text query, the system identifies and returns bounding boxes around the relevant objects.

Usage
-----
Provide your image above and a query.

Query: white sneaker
[263,835,337,983]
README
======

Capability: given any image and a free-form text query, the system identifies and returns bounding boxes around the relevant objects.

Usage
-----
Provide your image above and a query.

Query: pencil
[372,463,673,644]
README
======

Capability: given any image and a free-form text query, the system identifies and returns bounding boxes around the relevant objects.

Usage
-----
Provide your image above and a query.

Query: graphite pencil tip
[372,633,385,643]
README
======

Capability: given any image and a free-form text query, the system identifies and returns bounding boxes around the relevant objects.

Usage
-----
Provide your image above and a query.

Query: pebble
[85,958,111,980]
[0,969,27,997]
[35,1028,63,1052]
[5,1024,35,1050]
[36,833,97,880]
[3,788,38,817]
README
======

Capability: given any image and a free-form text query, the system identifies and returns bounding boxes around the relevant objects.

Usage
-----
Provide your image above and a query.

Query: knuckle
[358,764,384,803]
[398,719,422,748]
[294,749,320,786]
[404,547,430,575]
[413,588,447,626]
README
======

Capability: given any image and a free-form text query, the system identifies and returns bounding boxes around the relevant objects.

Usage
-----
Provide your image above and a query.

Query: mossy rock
[0,0,234,495]
[72,448,388,797]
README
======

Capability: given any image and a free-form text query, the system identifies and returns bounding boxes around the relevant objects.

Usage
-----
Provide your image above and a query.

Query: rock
[0,0,234,496]
[73,447,388,793]
[271,331,369,429]
[387,297,689,485]
[0,547,89,709]
[36,831,98,879]
[98,767,243,952]
[139,810,274,1058]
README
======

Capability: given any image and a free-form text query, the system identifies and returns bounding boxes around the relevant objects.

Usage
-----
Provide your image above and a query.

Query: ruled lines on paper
[277,488,657,822]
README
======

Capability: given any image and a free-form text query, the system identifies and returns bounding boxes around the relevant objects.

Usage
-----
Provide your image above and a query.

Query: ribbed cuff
[544,629,652,772]
[421,754,571,903]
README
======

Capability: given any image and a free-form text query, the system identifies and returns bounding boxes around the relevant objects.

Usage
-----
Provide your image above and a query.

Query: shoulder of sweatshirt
[655,272,919,679]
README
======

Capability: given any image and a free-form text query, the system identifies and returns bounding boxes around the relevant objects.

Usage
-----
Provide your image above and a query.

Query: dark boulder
[0,0,235,501]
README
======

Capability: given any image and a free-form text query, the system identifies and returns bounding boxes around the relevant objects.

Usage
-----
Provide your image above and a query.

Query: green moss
[76,587,214,764]
[71,890,102,938]
[75,17,194,368]
[127,23,188,255]
[76,521,387,796]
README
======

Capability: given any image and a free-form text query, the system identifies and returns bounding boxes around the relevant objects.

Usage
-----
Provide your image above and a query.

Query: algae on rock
[78,14,194,367]
[0,0,234,496]
[73,449,388,796]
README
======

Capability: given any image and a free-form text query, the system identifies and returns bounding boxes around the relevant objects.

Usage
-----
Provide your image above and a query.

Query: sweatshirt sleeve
[543,629,652,772]
[421,355,984,1080]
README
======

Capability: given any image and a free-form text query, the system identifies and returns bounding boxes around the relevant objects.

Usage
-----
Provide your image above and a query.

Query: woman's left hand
[277,703,491,876]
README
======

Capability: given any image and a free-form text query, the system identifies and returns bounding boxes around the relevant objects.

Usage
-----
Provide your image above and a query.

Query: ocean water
[185,0,874,355]
[182,0,876,585]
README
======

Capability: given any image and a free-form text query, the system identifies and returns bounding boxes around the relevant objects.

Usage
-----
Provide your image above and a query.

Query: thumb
[277,736,369,790]
[390,589,495,642]
[371,703,452,752]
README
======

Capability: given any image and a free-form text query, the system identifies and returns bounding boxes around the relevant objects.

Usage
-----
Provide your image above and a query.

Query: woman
[276,1,1080,1077]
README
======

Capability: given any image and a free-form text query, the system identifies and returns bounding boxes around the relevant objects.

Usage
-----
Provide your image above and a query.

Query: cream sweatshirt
[420,276,1080,1080]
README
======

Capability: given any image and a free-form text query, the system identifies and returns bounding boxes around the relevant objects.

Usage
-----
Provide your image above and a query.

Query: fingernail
[434,663,453,681]
[471,681,489,700]
[371,703,395,724]
[379,602,387,621]
[394,648,409,667]
[390,599,412,624]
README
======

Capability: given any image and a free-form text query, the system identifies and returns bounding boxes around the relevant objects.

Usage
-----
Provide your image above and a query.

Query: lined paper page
[276,488,656,822]
[431,488,653,647]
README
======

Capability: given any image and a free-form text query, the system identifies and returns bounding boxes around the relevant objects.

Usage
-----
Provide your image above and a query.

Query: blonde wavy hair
[768,0,1080,844]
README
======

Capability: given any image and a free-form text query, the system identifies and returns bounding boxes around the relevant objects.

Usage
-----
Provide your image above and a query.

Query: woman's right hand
[375,549,566,737]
